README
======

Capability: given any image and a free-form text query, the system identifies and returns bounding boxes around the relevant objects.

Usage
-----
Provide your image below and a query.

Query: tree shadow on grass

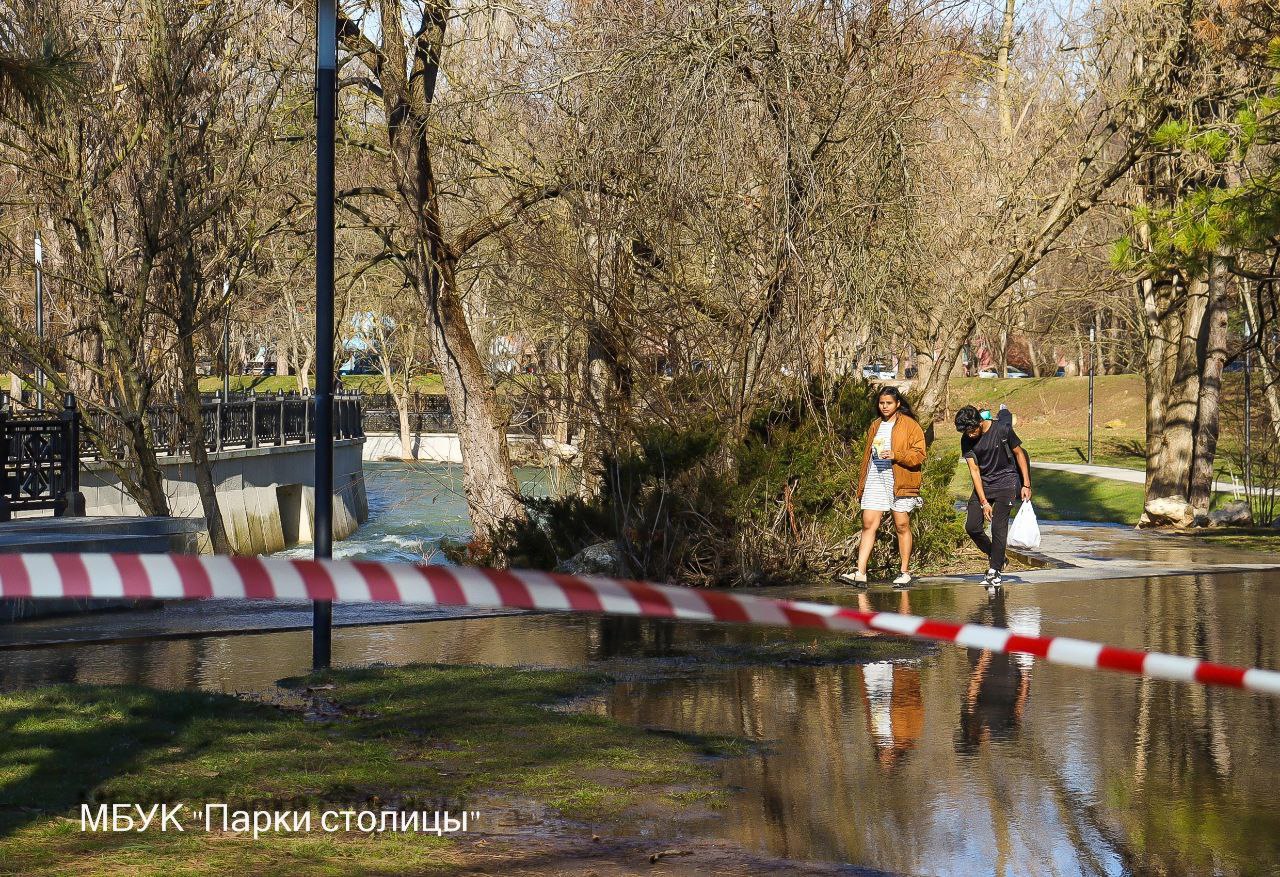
[1036,471,1143,524]
[1,664,731,871]
[0,685,277,839]
[1071,438,1147,465]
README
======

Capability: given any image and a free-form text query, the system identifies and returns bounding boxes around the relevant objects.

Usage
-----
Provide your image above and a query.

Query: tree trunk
[913,349,933,390]
[172,244,232,553]
[1188,256,1230,513]
[338,0,529,549]
[916,321,969,423]
[177,320,232,553]
[1241,283,1280,443]
[1147,275,1207,506]
[297,350,312,395]
[96,308,171,516]
[420,263,525,545]
[1026,331,1041,377]
[1139,278,1169,499]
[1093,312,1106,376]
[397,397,413,459]
[995,0,1015,144]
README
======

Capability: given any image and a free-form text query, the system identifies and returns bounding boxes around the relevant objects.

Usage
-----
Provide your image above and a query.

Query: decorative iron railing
[0,394,85,519]
[0,392,365,519]
[360,392,454,433]
[359,392,543,435]
[78,392,364,460]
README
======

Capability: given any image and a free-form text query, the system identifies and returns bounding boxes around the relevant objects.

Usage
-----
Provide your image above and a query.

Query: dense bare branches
[0,0,1274,546]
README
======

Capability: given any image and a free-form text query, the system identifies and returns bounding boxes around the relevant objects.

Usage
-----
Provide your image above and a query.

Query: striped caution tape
[0,552,1277,696]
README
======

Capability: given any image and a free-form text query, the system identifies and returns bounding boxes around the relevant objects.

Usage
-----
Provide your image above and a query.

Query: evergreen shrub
[489,379,965,586]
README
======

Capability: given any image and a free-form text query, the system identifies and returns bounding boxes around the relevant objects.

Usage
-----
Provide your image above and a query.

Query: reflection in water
[859,661,923,772]
[956,589,1030,755]
[3,573,1280,875]
[856,595,924,774]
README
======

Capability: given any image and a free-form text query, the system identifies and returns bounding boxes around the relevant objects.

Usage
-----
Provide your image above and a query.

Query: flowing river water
[2,463,1279,876]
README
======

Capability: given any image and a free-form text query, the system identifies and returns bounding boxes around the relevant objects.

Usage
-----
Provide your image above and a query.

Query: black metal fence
[360,392,454,433]
[81,392,364,460]
[0,392,366,520]
[0,394,85,519]
[359,392,544,435]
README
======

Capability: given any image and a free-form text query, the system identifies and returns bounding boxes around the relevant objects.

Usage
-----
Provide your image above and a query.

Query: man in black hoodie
[955,405,1032,588]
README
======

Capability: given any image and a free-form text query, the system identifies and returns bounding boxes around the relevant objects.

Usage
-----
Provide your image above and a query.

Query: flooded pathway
[3,570,1278,876]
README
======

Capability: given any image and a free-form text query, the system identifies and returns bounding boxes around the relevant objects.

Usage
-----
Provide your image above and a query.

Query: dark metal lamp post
[34,231,44,410]
[1244,323,1252,501]
[223,277,231,401]
[1087,325,1095,466]
[313,0,337,670]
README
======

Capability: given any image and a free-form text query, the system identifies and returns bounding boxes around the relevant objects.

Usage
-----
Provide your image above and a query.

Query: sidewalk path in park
[931,520,1280,588]
[1032,460,1245,495]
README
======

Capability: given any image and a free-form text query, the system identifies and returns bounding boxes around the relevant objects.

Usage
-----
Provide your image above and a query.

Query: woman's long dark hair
[876,385,916,420]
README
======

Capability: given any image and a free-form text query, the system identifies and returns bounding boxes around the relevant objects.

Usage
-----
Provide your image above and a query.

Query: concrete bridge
[79,437,368,554]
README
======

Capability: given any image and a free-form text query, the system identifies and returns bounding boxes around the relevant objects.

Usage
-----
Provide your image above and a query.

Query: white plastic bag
[1007,502,1041,550]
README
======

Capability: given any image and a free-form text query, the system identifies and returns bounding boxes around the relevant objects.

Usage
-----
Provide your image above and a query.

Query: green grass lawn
[1188,530,1280,552]
[946,375,1255,479]
[947,459,1145,524]
[948,376,1148,470]
[943,458,1247,526]
[197,374,446,395]
[0,664,734,876]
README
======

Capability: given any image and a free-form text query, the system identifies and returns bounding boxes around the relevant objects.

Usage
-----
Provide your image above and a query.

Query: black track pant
[965,487,1017,571]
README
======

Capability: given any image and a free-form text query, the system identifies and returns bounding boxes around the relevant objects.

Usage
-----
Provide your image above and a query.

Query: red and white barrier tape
[1,552,1276,696]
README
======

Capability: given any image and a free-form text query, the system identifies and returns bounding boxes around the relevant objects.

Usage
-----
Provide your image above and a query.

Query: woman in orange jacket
[839,386,927,587]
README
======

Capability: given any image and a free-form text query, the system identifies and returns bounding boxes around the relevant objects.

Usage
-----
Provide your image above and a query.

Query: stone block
[1208,499,1253,528]
[1142,496,1194,528]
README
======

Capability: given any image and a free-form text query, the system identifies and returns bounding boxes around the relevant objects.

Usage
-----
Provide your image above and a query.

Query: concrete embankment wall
[0,517,207,621]
[80,438,368,555]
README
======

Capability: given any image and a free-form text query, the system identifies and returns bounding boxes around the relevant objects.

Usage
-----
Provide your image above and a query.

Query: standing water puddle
[2,572,1278,876]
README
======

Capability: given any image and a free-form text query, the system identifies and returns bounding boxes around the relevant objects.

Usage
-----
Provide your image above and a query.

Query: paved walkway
[930,521,1280,587]
[1032,461,1245,496]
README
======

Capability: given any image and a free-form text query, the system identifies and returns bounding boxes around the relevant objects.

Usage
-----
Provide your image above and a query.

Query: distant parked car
[978,368,1030,378]
[861,364,897,380]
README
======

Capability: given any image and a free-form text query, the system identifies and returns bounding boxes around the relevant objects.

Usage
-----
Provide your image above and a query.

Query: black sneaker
[982,570,1004,589]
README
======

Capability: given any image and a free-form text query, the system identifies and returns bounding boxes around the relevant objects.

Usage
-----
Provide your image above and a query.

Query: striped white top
[861,418,896,504]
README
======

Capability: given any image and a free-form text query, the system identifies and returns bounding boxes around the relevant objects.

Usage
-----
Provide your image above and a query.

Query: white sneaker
[893,572,912,586]
[838,570,868,586]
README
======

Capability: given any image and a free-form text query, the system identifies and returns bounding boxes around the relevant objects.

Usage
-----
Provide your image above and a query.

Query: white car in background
[861,364,899,380]
[978,368,1030,378]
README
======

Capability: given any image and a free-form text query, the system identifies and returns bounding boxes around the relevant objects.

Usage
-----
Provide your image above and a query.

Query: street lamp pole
[1087,325,1095,466]
[34,231,44,410]
[222,277,231,401]
[1244,323,1252,500]
[312,0,337,670]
